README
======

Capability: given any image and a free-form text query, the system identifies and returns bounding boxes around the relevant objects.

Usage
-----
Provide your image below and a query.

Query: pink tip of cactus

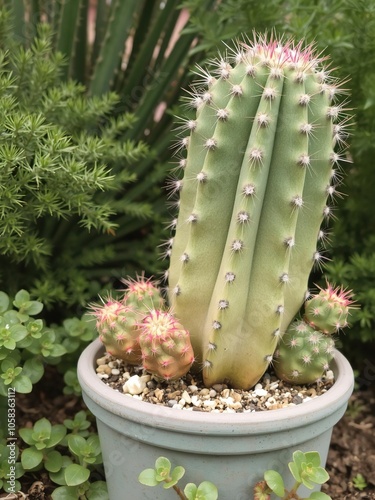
[242,32,327,73]
[317,282,355,308]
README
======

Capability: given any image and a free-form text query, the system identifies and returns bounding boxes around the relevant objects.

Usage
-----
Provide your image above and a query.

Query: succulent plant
[138,310,195,380]
[90,297,141,364]
[273,284,354,384]
[166,33,351,389]
[122,275,165,311]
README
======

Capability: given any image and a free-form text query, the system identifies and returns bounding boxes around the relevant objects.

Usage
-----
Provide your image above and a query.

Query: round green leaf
[264,470,285,497]
[48,424,67,448]
[64,463,90,486]
[13,290,30,308]
[24,301,44,316]
[14,375,33,394]
[196,481,219,500]
[184,483,198,500]
[0,292,9,313]
[309,466,330,485]
[45,450,64,472]
[309,492,332,500]
[67,434,86,456]
[21,447,43,469]
[51,485,81,500]
[22,358,44,384]
[86,481,109,500]
[138,468,158,486]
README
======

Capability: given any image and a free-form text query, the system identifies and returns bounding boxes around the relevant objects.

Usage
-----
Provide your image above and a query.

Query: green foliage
[0,8,152,311]
[352,473,368,491]
[0,443,24,493]
[16,416,108,499]
[0,288,106,497]
[0,289,95,399]
[255,450,331,500]
[3,1,222,315]
[139,456,218,499]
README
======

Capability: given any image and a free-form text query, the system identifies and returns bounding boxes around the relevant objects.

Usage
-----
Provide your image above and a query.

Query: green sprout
[255,450,332,500]
[139,456,218,500]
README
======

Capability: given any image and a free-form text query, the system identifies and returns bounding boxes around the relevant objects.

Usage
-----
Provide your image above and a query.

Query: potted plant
[78,32,355,499]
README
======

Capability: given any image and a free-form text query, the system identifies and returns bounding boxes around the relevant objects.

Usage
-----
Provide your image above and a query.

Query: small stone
[326,370,334,380]
[191,395,202,407]
[232,392,242,402]
[123,375,147,395]
[111,368,120,376]
[221,388,230,398]
[292,395,303,405]
[203,400,217,409]
[96,356,108,366]
[97,373,109,379]
[96,365,111,375]
[229,401,243,410]
[200,388,210,396]
[254,388,268,397]
[209,389,217,398]
[254,383,263,390]
[168,399,178,407]
[212,384,224,392]
[154,388,164,402]
[182,390,191,404]
[188,385,198,393]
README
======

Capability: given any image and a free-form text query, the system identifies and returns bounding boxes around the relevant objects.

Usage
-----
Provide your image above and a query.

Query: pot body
[78,338,354,500]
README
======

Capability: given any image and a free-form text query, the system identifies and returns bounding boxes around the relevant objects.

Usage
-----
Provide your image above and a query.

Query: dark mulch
[4,365,375,499]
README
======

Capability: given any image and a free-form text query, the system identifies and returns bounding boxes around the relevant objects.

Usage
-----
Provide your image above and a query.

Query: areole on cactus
[90,32,352,391]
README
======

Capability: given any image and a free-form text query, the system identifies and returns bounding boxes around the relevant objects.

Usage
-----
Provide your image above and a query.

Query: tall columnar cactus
[273,284,353,383]
[167,34,350,389]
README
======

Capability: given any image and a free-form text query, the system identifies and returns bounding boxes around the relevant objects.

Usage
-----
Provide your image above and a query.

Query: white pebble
[254,383,263,390]
[182,390,191,404]
[220,396,234,406]
[123,375,147,395]
[188,385,198,393]
[303,396,312,403]
[326,370,334,380]
[254,388,268,397]
[203,400,217,408]
[191,395,202,407]
[111,368,120,375]
[97,373,109,379]
[179,398,186,407]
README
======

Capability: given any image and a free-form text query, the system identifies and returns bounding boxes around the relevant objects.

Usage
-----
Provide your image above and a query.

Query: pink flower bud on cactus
[139,310,194,381]
[90,297,141,363]
[304,283,354,334]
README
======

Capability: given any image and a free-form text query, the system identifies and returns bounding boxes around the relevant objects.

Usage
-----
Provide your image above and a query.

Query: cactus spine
[167,34,349,389]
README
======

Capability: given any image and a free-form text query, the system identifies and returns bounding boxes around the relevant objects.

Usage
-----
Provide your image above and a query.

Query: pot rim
[78,338,354,434]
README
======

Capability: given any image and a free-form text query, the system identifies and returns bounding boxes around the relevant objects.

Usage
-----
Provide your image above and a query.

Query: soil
[3,365,375,500]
